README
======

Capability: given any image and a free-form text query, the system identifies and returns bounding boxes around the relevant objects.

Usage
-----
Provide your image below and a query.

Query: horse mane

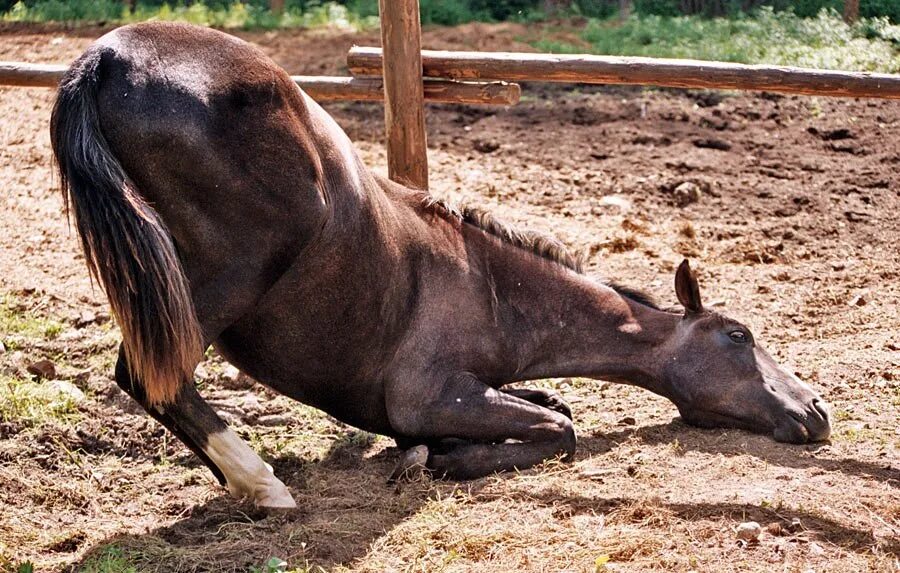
[422,196,584,273]
[605,282,662,310]
[421,195,661,310]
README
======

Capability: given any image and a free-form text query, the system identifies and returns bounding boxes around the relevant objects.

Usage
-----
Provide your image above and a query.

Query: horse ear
[675,259,703,314]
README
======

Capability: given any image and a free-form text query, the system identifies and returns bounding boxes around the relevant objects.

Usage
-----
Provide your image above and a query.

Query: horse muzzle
[773,397,831,443]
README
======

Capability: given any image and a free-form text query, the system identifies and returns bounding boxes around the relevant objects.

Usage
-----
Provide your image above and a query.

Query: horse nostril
[812,398,830,422]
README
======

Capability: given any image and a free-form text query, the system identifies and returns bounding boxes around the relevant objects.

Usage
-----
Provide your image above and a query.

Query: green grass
[1,0,378,30]
[0,373,81,426]
[533,8,900,73]
[78,546,137,573]
[0,295,65,349]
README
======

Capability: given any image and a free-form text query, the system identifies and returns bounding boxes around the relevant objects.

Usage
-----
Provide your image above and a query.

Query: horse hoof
[545,393,573,420]
[388,444,430,483]
[254,483,297,510]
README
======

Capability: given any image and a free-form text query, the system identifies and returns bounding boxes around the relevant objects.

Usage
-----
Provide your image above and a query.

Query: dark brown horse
[51,22,830,508]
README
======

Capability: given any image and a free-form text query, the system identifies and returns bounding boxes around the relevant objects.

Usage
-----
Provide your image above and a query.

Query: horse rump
[50,44,202,406]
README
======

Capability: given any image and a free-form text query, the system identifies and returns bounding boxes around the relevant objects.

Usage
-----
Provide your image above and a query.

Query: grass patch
[0,373,81,426]
[78,546,137,573]
[1,0,378,30]
[0,295,65,348]
[533,8,900,73]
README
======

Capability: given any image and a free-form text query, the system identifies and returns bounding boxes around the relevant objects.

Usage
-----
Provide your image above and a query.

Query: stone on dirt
[74,310,96,328]
[26,359,56,381]
[48,380,85,403]
[735,521,762,542]
[220,364,255,390]
[672,181,701,207]
[257,414,292,427]
[473,138,500,153]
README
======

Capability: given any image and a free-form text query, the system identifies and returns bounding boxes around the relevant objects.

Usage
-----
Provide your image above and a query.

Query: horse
[50,22,831,508]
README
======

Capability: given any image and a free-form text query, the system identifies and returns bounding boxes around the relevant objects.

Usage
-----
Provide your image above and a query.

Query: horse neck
[471,233,680,398]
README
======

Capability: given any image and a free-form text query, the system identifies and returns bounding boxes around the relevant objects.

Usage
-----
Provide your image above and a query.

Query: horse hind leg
[115,345,296,508]
[387,373,577,481]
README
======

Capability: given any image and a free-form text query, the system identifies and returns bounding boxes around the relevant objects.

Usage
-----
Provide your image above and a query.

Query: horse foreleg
[114,345,295,508]
[502,387,573,420]
[387,373,576,480]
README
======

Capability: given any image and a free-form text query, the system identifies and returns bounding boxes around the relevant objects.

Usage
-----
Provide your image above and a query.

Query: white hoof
[225,473,296,509]
[204,429,297,509]
[254,478,297,509]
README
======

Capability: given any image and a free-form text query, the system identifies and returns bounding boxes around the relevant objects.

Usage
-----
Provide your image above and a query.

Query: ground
[0,21,898,573]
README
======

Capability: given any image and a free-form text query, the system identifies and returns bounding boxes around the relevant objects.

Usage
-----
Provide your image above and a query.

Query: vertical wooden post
[378,0,428,190]
[843,0,859,23]
[270,0,285,15]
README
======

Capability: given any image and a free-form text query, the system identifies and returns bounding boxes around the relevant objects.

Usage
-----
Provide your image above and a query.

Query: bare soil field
[0,21,898,573]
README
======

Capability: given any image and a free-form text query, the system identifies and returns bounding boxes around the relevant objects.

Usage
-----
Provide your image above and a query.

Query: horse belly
[212,256,404,436]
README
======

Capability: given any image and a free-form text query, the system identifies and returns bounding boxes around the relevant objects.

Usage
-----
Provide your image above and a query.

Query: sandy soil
[0,21,897,573]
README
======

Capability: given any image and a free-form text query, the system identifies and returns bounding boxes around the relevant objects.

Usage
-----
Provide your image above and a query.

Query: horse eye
[729,330,749,343]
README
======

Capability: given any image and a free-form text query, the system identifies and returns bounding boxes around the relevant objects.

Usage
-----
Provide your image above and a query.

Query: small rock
[766,522,785,536]
[0,340,6,354]
[222,364,241,382]
[74,310,96,328]
[27,359,57,381]
[257,414,292,427]
[808,542,825,557]
[735,521,762,542]
[194,363,211,381]
[692,137,732,151]
[672,181,701,207]
[48,380,85,402]
[847,292,868,307]
[774,204,802,217]
[788,518,803,532]
[473,139,500,153]
[219,364,255,390]
[598,195,632,211]
[618,416,637,426]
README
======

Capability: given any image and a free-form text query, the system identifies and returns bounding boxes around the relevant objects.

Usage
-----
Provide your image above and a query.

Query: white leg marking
[204,429,296,508]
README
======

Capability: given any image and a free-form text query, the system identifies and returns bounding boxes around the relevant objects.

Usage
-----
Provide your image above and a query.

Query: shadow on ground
[69,418,898,571]
[67,437,434,572]
[579,418,899,488]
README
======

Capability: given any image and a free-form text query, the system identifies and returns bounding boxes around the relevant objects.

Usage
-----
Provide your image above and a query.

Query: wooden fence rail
[0,61,520,105]
[348,47,900,100]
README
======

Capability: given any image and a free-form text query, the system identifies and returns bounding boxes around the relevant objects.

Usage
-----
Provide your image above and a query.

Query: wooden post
[270,0,285,15]
[843,0,859,24]
[378,0,428,190]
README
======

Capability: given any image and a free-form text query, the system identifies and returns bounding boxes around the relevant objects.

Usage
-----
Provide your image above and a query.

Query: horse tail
[50,46,202,406]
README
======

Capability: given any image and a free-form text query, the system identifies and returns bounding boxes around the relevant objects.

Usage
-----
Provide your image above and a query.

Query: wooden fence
[2,0,899,190]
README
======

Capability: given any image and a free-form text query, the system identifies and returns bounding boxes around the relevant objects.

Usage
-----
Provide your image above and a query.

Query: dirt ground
[0,21,898,573]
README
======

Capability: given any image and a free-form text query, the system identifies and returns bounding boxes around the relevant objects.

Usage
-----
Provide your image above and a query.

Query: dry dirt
[0,21,898,573]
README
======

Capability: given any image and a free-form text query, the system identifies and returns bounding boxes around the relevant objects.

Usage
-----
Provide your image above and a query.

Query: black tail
[50,47,202,406]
